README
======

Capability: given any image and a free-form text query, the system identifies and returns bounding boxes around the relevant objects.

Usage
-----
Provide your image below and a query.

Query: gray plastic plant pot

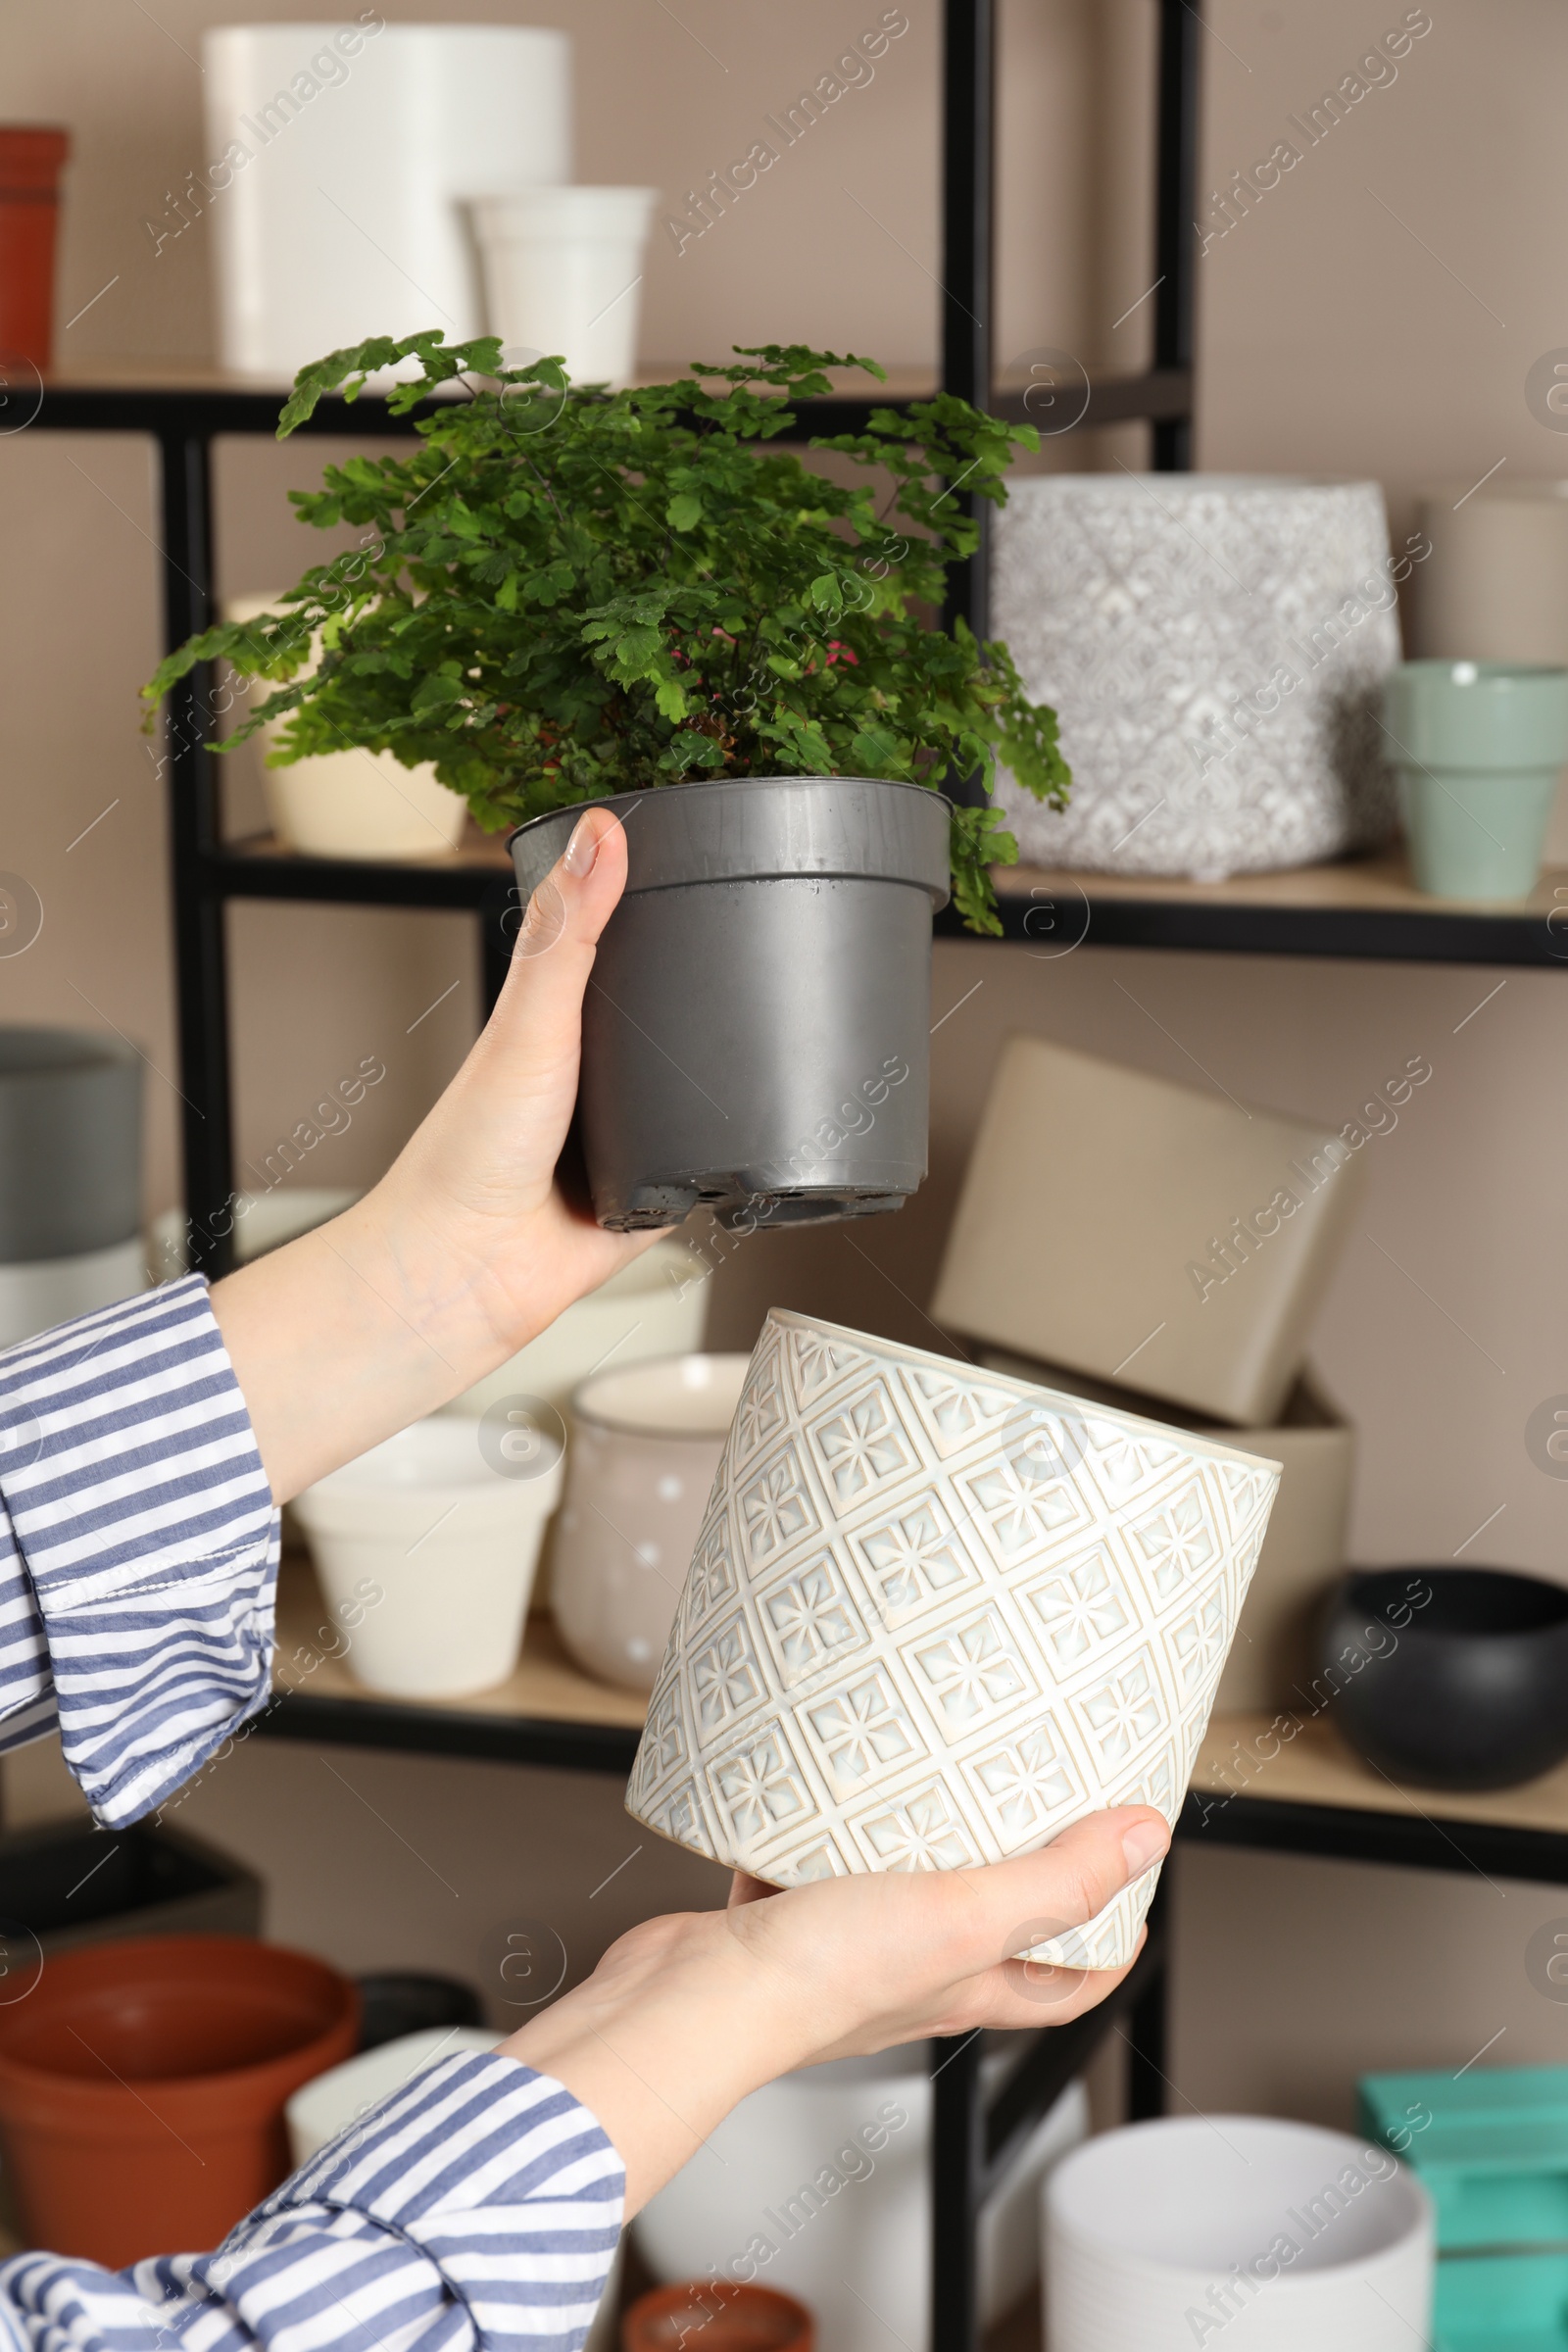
[509,776,951,1231]
[0,1029,142,1260]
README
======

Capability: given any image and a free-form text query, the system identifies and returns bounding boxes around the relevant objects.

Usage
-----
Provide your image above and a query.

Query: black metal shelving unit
[40,6,1560,2347]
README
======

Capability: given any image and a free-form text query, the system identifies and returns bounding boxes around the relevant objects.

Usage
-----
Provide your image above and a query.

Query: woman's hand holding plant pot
[503,1805,1170,2215]
[211,807,654,1502]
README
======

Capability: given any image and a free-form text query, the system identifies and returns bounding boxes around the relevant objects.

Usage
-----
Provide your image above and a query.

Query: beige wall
[5,0,1568,2158]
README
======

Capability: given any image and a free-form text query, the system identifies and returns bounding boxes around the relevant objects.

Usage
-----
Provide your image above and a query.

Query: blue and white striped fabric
[0,1285,628,2352]
[0,2052,624,2352]
[0,1276,277,1826]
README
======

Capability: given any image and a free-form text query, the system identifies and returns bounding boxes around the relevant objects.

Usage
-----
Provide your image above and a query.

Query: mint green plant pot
[1385,660,1568,900]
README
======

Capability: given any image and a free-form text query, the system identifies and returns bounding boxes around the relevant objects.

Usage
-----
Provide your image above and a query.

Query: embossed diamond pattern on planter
[626,1312,1280,1968]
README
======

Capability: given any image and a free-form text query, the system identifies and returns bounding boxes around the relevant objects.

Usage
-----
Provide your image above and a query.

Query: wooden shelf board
[996,851,1568,923]
[1197,1710,1568,1841]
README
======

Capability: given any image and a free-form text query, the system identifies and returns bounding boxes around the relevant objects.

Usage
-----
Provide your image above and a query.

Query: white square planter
[626,1313,1280,1971]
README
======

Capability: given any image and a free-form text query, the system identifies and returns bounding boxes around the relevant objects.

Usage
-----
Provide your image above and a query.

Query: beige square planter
[625,1312,1280,1971]
[932,1037,1368,1426]
[981,1350,1352,1715]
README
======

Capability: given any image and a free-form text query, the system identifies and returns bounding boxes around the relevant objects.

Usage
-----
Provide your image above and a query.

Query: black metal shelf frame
[26,9,1200,2348]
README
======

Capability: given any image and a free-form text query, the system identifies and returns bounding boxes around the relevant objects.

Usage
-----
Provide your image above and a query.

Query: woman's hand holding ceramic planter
[503,1801,1169,2216]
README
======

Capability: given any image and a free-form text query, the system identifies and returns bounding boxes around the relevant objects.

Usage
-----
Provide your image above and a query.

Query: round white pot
[1045,2115,1433,2351]
[470,186,658,388]
[223,596,467,861]
[292,1417,564,1698]
[634,2047,1087,2351]
[553,1352,750,1691]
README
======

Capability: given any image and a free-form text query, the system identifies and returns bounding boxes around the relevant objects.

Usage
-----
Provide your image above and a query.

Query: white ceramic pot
[626,1313,1281,1970]
[223,597,467,861]
[471,186,658,388]
[635,2048,1087,2351]
[203,24,571,382]
[1046,2116,1433,2350]
[292,1417,564,1698]
[553,1353,751,1692]
[0,1239,145,1348]
[286,2026,503,2164]
[440,1238,710,1421]
[991,474,1400,878]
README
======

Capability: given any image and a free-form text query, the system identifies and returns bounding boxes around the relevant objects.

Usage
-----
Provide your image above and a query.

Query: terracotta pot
[0,1934,358,2265]
[0,128,69,371]
[622,2280,814,2351]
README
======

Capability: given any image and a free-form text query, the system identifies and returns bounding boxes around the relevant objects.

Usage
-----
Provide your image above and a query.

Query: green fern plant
[143,334,1069,933]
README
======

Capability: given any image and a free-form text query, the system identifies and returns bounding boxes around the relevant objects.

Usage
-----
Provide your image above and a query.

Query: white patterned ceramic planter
[625,1313,1280,1970]
[990,475,1402,879]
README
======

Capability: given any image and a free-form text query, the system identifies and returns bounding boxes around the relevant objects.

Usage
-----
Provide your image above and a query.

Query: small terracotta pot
[622,2281,814,2351]
[0,128,69,371]
[0,1934,358,2265]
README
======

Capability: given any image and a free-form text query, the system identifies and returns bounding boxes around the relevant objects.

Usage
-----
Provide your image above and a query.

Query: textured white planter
[203,24,571,382]
[626,1313,1280,1970]
[224,597,466,860]
[554,1354,752,1691]
[293,1418,564,1697]
[1046,2116,1433,2350]
[991,475,1400,878]
[635,2050,1087,2352]
[471,187,658,388]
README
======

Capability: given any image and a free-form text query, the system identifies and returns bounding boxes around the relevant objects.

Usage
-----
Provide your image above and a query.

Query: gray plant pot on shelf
[0,1029,144,1344]
[509,776,951,1231]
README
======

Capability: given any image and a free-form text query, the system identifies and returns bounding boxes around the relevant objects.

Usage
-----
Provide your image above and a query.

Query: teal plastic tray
[1436,2253,1568,2349]
[1361,2067,1568,2251]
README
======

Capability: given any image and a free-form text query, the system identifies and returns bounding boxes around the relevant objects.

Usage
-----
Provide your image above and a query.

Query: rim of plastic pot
[0,1028,139,1085]
[0,1934,359,2121]
[509,775,951,906]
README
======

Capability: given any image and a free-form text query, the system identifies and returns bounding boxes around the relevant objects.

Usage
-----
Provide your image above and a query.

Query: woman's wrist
[499,1911,810,2217]
[210,1187,553,1502]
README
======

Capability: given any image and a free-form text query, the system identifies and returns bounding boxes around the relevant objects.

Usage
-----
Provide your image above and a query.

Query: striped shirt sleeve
[0,1276,278,1826]
[0,2052,626,2352]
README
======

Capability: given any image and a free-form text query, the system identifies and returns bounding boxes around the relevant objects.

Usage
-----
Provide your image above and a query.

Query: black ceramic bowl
[1322,1567,1568,1791]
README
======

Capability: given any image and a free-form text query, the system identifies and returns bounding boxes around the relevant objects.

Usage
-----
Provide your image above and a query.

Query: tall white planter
[636,2051,1088,2352]
[203,24,572,382]
[991,475,1401,879]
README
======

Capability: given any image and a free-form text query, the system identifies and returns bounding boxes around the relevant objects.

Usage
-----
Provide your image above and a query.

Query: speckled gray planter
[991,474,1401,880]
[510,777,950,1231]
